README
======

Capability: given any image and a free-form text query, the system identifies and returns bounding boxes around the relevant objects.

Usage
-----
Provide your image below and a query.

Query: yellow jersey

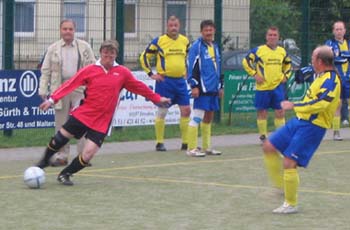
[294,71,341,129]
[242,44,292,90]
[140,34,189,78]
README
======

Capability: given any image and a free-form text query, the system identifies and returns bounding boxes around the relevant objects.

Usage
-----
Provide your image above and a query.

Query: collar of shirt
[60,39,76,47]
[96,59,119,73]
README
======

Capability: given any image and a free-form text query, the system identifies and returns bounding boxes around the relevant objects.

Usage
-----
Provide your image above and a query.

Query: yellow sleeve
[242,52,257,76]
[139,43,158,76]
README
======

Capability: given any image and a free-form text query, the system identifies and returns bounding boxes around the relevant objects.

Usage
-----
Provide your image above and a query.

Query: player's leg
[36,127,73,169]
[333,101,342,141]
[255,91,269,142]
[58,129,105,186]
[187,109,205,157]
[176,78,191,150]
[341,83,350,126]
[51,96,71,166]
[262,140,283,190]
[155,107,168,151]
[272,84,285,129]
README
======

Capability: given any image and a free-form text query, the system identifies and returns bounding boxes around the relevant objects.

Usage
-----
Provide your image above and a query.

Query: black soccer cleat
[57,173,74,186]
[259,135,267,143]
[180,143,188,150]
[155,143,167,151]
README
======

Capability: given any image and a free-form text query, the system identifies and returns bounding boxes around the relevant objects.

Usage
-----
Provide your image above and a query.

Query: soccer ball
[23,166,45,189]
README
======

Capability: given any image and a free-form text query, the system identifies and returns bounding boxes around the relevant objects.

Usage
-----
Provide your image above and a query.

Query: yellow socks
[179,117,190,145]
[187,125,198,150]
[155,118,165,143]
[333,116,340,131]
[274,118,285,129]
[257,119,267,137]
[263,152,283,189]
[284,168,299,206]
[201,122,211,150]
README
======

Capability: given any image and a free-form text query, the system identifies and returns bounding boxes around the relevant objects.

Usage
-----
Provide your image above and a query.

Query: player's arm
[294,80,338,114]
[187,42,201,98]
[242,48,264,84]
[139,39,158,77]
[282,54,292,81]
[40,67,89,110]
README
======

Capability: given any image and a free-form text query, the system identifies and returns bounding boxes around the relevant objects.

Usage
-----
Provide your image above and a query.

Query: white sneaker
[186,148,206,157]
[272,202,298,214]
[333,131,343,141]
[205,149,222,155]
[342,120,349,126]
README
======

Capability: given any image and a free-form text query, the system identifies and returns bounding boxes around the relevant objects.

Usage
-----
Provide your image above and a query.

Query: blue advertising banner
[0,70,55,130]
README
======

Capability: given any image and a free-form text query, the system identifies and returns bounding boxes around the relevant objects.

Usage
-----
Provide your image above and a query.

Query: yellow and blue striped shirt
[140,34,189,78]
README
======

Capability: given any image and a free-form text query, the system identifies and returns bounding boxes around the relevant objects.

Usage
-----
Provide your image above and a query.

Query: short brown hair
[99,39,119,53]
[200,20,216,31]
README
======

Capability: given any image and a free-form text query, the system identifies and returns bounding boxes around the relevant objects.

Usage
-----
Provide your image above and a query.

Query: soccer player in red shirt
[36,40,170,185]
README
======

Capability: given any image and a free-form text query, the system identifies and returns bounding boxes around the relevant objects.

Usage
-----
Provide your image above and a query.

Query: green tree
[250,0,301,48]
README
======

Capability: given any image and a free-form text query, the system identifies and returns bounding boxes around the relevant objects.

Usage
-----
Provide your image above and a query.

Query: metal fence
[0,0,250,70]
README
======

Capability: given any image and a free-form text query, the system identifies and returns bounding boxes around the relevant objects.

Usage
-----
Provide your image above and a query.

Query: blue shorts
[269,117,326,167]
[255,84,285,110]
[155,76,190,106]
[193,95,220,111]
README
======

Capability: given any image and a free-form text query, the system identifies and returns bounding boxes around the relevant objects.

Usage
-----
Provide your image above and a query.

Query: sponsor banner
[111,71,189,127]
[0,70,55,130]
[0,69,188,130]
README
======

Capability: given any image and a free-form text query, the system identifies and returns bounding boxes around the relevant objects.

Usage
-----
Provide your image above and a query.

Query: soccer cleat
[50,158,68,167]
[205,149,222,155]
[57,173,74,186]
[259,135,267,144]
[180,143,188,150]
[342,120,349,126]
[186,148,206,157]
[333,131,343,141]
[272,202,298,214]
[155,143,167,151]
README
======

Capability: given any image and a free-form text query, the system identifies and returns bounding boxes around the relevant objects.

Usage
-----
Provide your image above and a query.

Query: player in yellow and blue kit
[140,15,191,151]
[262,46,341,214]
[242,26,292,143]
[325,21,350,140]
[186,20,223,157]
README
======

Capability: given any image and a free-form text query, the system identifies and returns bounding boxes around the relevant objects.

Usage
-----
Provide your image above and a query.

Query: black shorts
[62,116,106,147]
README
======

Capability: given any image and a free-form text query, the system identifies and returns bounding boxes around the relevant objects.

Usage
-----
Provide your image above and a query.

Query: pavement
[1,128,350,162]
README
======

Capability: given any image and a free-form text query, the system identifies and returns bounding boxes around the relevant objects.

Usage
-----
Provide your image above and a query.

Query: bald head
[312,45,334,72]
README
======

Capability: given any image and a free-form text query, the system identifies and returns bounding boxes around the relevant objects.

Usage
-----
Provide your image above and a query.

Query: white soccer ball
[23,166,45,189]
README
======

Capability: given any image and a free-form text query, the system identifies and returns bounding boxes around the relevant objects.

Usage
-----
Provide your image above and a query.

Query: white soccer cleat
[205,149,222,155]
[342,120,349,126]
[186,148,206,157]
[272,202,298,214]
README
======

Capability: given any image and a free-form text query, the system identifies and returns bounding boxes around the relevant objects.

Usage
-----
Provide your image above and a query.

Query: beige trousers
[53,90,85,161]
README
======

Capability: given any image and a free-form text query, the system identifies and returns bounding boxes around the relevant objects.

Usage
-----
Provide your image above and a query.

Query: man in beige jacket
[39,19,96,166]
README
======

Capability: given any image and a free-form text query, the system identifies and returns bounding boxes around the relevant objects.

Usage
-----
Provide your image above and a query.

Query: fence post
[2,0,14,137]
[116,0,124,65]
[301,0,310,66]
[214,0,222,123]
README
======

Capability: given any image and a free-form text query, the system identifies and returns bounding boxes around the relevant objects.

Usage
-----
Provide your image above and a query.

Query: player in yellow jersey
[263,45,341,214]
[140,16,191,151]
[325,21,350,140]
[242,26,292,143]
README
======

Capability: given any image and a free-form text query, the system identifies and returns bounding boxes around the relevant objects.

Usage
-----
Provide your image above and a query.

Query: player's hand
[281,100,294,110]
[151,74,165,82]
[191,88,200,98]
[254,74,264,84]
[39,100,53,111]
[157,97,171,107]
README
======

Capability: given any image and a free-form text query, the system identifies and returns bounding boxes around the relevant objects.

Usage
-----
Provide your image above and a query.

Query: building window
[124,0,137,38]
[165,0,187,35]
[63,0,86,35]
[15,0,36,37]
